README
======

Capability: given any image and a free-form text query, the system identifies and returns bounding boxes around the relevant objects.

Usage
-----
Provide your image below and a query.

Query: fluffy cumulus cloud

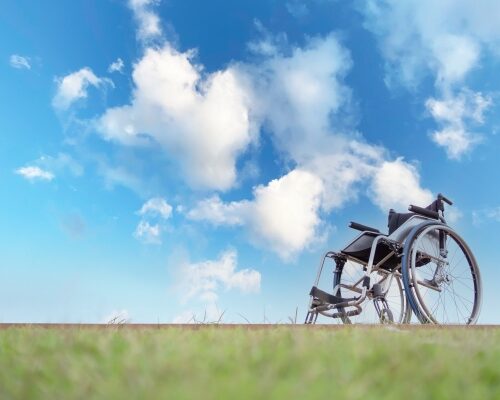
[245,33,432,223]
[138,197,173,219]
[249,169,324,258]
[174,250,261,322]
[134,197,172,244]
[189,160,431,259]
[370,158,434,211]
[187,196,249,226]
[181,250,261,299]
[303,142,385,211]
[9,54,31,70]
[97,45,255,190]
[93,6,433,259]
[189,169,324,260]
[184,33,433,258]
[53,67,112,110]
[15,166,54,182]
[128,0,162,41]
[426,91,491,159]
[241,34,401,212]
[244,34,352,161]
[360,0,499,158]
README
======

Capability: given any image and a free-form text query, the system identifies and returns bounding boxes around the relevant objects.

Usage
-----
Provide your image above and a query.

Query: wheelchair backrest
[387,215,432,243]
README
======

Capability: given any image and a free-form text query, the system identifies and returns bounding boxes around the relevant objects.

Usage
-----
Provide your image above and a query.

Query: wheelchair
[305,194,482,325]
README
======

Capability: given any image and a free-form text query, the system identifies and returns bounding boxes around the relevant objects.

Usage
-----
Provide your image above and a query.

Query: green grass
[0,326,499,399]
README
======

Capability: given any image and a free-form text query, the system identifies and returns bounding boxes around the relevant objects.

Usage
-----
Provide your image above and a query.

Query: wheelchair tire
[401,223,482,324]
[333,260,411,324]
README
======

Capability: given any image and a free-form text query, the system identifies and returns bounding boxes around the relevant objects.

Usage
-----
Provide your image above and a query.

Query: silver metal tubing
[365,235,386,280]
[416,279,442,292]
[317,304,362,319]
[313,251,337,287]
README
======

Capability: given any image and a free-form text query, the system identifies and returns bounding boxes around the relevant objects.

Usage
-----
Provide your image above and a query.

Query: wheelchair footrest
[309,286,357,306]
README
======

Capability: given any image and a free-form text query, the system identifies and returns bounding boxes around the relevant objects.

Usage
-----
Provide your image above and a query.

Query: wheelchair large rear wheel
[334,260,411,324]
[402,224,482,324]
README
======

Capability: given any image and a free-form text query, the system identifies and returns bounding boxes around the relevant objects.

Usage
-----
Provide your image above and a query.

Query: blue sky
[1,0,499,323]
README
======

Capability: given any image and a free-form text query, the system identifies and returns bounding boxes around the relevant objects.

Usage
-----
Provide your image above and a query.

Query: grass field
[0,325,498,399]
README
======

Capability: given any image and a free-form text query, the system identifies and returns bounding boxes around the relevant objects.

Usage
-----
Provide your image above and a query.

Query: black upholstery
[387,199,442,235]
[387,210,414,235]
[342,200,442,268]
[309,286,357,305]
[341,232,400,269]
[349,221,380,233]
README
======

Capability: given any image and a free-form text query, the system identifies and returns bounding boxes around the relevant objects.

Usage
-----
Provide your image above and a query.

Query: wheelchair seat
[341,231,399,269]
[341,199,445,269]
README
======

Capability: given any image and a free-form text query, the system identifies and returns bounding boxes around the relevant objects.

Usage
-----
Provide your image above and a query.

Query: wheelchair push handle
[438,193,453,206]
[408,205,439,220]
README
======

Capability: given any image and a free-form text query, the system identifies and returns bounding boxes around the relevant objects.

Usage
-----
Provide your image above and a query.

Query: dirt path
[0,323,498,329]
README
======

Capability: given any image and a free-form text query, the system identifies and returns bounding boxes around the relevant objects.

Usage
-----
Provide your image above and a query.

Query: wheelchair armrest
[349,221,380,233]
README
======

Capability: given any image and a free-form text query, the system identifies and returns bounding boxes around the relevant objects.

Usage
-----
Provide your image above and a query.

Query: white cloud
[53,67,112,110]
[302,141,385,211]
[108,58,124,73]
[243,33,388,212]
[430,128,477,160]
[247,21,288,57]
[184,33,432,258]
[187,196,249,226]
[15,166,54,182]
[243,34,352,160]
[360,0,500,89]
[128,0,162,41]
[243,33,431,213]
[431,34,479,87]
[95,28,432,258]
[98,45,256,190]
[9,54,31,70]
[15,153,83,183]
[370,158,434,211]
[190,156,434,257]
[189,169,325,260]
[134,220,161,244]
[37,153,84,177]
[138,197,172,219]
[172,250,260,323]
[134,197,172,244]
[178,250,261,302]
[426,91,491,159]
[361,0,497,157]
[249,169,324,258]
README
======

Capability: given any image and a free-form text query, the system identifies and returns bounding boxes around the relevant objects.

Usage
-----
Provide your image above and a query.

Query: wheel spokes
[409,226,480,324]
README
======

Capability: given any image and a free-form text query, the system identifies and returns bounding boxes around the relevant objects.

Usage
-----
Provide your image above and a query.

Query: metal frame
[306,215,433,324]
